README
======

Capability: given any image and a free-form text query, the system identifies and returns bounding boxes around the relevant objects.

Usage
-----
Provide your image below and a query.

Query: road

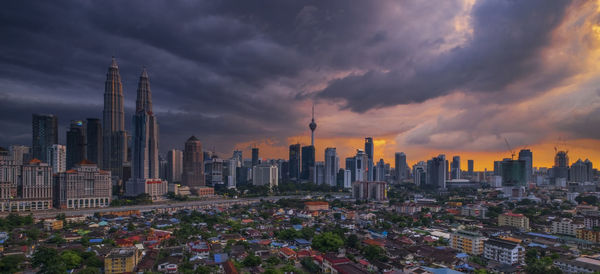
[1,195,295,219]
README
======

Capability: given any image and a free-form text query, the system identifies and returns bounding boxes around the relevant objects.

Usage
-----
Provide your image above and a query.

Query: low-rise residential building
[305,201,329,211]
[450,230,485,255]
[483,237,524,265]
[554,256,600,273]
[498,212,530,231]
[576,228,600,243]
[105,247,142,274]
[552,218,583,236]
[461,204,487,219]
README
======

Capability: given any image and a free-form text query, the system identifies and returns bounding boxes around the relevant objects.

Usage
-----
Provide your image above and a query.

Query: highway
[1,196,294,219]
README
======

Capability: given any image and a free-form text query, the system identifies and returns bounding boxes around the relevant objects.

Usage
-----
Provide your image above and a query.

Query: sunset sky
[1,0,600,170]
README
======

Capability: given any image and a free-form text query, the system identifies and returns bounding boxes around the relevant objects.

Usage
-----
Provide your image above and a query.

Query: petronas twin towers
[103,58,166,198]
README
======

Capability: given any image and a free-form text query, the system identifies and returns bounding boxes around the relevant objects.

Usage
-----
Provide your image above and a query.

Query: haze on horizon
[1,0,600,170]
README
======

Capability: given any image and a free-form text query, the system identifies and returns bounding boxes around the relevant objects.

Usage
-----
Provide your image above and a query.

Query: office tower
[66,120,86,169]
[395,152,407,182]
[86,118,102,167]
[354,149,368,182]
[182,136,205,188]
[47,144,66,174]
[345,157,356,182]
[493,161,503,176]
[552,151,569,179]
[375,159,385,181]
[32,114,58,163]
[301,145,315,181]
[584,159,593,181]
[518,149,532,181]
[501,159,527,187]
[252,164,278,188]
[468,160,474,176]
[126,68,166,198]
[130,68,159,180]
[309,104,317,146]
[22,159,53,210]
[54,161,111,209]
[451,156,461,180]
[364,137,374,181]
[159,155,168,180]
[204,157,224,186]
[324,148,339,186]
[103,58,128,180]
[166,149,183,183]
[413,161,427,186]
[288,144,301,181]
[251,147,259,166]
[426,154,446,189]
[226,158,238,189]
[9,145,30,165]
[233,150,243,164]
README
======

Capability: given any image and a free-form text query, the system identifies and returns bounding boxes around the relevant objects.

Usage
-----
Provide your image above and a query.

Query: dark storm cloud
[0,0,579,154]
[318,0,573,112]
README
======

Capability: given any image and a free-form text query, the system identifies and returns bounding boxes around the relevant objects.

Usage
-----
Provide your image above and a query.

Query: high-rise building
[352,181,387,201]
[518,149,532,182]
[501,159,526,187]
[450,156,461,180]
[552,151,569,179]
[21,159,53,210]
[301,145,315,181]
[426,154,446,189]
[102,58,128,180]
[467,160,474,176]
[86,118,102,167]
[47,144,66,174]
[126,68,166,199]
[251,147,259,167]
[345,157,356,182]
[288,144,301,181]
[226,158,238,189]
[233,150,243,164]
[354,149,368,182]
[205,158,224,186]
[570,159,593,183]
[182,136,205,188]
[66,120,86,169]
[166,149,183,183]
[314,161,325,184]
[54,161,111,209]
[343,170,352,189]
[395,152,407,182]
[324,148,339,186]
[364,137,374,181]
[32,114,58,163]
[413,161,427,186]
[376,159,385,181]
[252,164,278,188]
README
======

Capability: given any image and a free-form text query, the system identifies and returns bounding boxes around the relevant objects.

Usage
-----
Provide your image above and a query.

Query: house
[279,247,297,261]
[322,254,352,273]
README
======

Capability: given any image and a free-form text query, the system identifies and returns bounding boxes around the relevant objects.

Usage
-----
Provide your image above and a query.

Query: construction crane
[505,138,515,160]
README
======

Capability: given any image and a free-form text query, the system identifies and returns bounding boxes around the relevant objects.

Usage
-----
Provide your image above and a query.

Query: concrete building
[47,144,66,174]
[395,152,407,182]
[252,164,278,188]
[364,137,374,181]
[166,149,183,183]
[461,205,487,219]
[552,218,583,236]
[555,257,600,273]
[86,118,102,168]
[413,161,427,186]
[19,159,53,211]
[205,158,224,186]
[426,155,446,189]
[354,149,368,182]
[54,161,111,209]
[498,212,530,231]
[483,237,524,265]
[66,120,86,170]
[105,247,142,274]
[352,181,387,201]
[450,156,461,180]
[518,149,532,182]
[450,230,485,255]
[301,145,315,182]
[288,144,301,181]
[343,170,352,189]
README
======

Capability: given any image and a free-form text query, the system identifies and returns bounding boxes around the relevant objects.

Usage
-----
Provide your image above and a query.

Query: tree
[61,250,82,270]
[78,267,101,274]
[312,232,344,252]
[362,245,385,261]
[32,246,67,274]
[242,254,262,267]
[266,256,282,266]
[0,254,25,273]
[345,234,359,249]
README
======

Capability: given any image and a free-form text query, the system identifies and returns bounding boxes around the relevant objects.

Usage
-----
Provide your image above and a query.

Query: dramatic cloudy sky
[1,0,600,169]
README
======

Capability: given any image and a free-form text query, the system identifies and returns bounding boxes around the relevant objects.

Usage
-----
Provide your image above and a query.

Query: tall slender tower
[131,67,159,180]
[309,104,317,146]
[102,57,127,179]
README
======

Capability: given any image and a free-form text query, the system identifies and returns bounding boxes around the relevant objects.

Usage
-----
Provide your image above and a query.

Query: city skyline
[1,1,600,170]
